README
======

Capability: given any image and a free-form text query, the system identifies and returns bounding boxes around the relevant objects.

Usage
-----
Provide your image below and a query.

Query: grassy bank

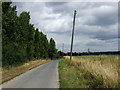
[59,55,119,88]
[1,59,51,84]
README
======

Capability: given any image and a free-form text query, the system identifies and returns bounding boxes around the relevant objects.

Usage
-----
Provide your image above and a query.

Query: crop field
[59,55,119,88]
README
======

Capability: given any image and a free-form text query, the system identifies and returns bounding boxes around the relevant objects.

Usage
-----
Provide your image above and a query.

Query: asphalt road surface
[2,60,59,88]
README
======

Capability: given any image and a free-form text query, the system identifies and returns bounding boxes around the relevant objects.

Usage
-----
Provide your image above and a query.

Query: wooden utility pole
[70,10,77,64]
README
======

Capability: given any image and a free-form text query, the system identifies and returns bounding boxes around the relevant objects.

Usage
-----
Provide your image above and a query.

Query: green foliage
[34,28,40,59]
[27,24,35,60]
[59,55,118,88]
[2,2,58,67]
[48,38,57,60]
[59,60,104,88]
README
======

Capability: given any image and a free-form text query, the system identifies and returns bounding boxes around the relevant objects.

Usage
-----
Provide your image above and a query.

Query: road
[2,60,59,88]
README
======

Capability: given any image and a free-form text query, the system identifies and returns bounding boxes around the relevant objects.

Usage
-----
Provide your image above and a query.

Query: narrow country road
[2,60,59,88]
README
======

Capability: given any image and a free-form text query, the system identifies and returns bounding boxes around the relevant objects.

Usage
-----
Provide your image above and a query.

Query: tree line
[2,2,59,67]
[60,51,120,56]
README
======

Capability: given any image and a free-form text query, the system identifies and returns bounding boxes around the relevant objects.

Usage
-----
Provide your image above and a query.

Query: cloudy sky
[11,1,118,52]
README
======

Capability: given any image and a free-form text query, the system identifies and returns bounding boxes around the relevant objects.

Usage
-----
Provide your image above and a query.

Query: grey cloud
[74,23,118,40]
[86,10,118,26]
[46,30,71,36]
[86,41,105,47]
[45,2,67,7]
[11,2,118,52]
[86,38,118,51]
[93,32,118,40]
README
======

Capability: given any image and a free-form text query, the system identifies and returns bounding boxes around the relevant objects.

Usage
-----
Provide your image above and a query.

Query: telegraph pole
[70,10,77,64]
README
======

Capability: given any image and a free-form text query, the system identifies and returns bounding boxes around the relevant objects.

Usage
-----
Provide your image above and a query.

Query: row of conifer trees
[2,2,58,67]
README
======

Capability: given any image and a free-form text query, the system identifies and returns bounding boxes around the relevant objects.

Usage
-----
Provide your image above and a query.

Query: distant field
[74,55,118,61]
[59,55,119,88]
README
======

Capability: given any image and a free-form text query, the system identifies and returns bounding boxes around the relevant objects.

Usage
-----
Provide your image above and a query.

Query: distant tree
[48,38,56,60]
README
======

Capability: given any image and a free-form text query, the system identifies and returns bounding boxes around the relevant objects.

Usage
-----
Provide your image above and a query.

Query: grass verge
[59,55,119,88]
[59,60,89,88]
[1,59,51,84]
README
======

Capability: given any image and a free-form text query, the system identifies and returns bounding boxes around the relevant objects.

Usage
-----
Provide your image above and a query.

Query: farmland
[59,55,119,88]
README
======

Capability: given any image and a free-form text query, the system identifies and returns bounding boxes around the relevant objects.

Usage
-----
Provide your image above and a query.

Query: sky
[11,1,118,52]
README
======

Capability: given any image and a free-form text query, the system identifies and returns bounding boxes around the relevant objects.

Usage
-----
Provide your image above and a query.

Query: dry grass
[1,59,51,84]
[63,55,119,88]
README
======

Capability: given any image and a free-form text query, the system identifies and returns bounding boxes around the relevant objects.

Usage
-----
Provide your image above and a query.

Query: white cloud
[11,2,118,52]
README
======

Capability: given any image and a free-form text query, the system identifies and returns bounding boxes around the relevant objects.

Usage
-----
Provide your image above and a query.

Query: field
[59,55,119,88]
[1,59,51,84]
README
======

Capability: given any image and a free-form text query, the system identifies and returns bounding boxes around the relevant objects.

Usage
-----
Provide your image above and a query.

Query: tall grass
[64,55,119,88]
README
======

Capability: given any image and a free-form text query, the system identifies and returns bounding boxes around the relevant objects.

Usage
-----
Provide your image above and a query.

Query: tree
[48,38,56,60]
[42,34,49,58]
[39,32,49,58]
[34,28,40,59]
[2,2,58,67]
[19,12,31,61]
[26,24,35,60]
[2,2,24,66]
